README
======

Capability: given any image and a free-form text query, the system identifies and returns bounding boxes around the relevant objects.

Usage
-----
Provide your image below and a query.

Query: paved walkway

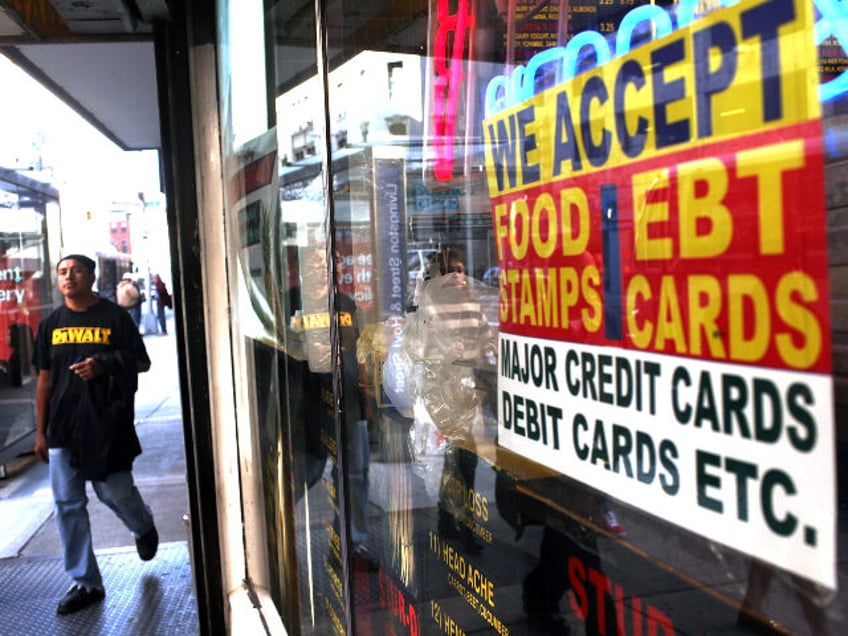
[1,542,198,636]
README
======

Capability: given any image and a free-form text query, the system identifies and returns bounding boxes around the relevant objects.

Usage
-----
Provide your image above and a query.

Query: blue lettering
[614,59,647,158]
[487,117,519,191]
[693,22,738,137]
[580,75,612,167]
[518,106,541,184]
[484,0,846,118]
[553,91,582,176]
[652,37,690,149]
[741,0,796,122]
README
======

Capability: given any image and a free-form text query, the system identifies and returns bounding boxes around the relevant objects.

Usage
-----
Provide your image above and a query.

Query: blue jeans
[347,419,370,547]
[157,301,167,333]
[329,419,370,547]
[49,448,155,589]
[128,304,141,327]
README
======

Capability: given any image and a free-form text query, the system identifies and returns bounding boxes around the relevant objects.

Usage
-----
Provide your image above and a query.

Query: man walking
[33,254,158,615]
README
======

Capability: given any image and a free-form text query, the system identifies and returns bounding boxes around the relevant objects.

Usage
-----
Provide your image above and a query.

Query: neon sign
[431,0,475,181]
[485,0,848,117]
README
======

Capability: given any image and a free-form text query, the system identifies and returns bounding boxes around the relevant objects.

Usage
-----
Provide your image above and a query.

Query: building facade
[153,0,848,633]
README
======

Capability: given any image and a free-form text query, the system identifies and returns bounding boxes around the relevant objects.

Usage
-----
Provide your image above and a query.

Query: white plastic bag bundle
[382,324,414,418]
[403,272,494,441]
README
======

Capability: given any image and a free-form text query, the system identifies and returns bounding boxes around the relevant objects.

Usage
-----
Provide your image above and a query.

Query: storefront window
[219,0,847,632]
[0,170,56,468]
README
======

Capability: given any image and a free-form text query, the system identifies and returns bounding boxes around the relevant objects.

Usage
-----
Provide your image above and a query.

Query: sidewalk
[0,318,199,634]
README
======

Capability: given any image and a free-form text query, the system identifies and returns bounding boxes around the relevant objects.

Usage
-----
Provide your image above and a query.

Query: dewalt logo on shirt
[290,311,353,330]
[51,327,112,345]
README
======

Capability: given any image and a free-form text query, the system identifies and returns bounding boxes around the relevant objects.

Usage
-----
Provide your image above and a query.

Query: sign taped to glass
[483,0,836,588]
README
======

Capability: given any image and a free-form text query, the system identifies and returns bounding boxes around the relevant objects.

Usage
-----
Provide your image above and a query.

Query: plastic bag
[402,272,495,440]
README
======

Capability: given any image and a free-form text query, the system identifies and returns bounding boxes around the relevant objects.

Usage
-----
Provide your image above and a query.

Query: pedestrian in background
[152,274,172,335]
[32,254,158,616]
[116,274,143,327]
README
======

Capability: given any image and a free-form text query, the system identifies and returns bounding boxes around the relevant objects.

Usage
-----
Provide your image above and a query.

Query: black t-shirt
[284,286,364,423]
[33,297,150,448]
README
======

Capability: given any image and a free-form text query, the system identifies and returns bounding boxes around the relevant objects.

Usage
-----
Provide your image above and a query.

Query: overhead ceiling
[0,0,430,151]
[0,0,167,151]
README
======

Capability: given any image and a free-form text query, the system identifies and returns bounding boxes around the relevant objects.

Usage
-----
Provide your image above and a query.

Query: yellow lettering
[775,271,821,369]
[560,187,590,256]
[535,269,559,328]
[581,265,602,333]
[506,268,521,323]
[558,267,580,328]
[499,270,510,323]
[494,203,509,261]
[510,198,530,260]
[465,565,495,607]
[737,140,805,256]
[303,313,330,329]
[51,327,111,345]
[519,269,536,325]
[622,270,822,369]
[532,193,557,258]
[654,276,686,353]
[626,274,652,348]
[633,168,671,261]
[678,157,731,258]
[728,274,769,362]
[687,275,726,358]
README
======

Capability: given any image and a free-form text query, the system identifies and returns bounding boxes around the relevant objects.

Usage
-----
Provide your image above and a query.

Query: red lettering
[588,567,613,635]
[648,605,675,636]
[431,0,475,181]
[377,571,420,635]
[566,553,677,636]
[567,555,589,619]
[613,583,626,636]
[633,596,643,636]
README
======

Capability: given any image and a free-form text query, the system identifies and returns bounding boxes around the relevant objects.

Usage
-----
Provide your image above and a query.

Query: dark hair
[433,245,465,275]
[57,254,96,274]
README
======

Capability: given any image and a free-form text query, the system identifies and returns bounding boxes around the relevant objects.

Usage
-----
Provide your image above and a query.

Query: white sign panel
[498,334,835,588]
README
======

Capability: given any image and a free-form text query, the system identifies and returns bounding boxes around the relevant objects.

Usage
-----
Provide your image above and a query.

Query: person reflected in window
[409,245,495,554]
[285,247,377,571]
[331,249,377,570]
[495,465,618,635]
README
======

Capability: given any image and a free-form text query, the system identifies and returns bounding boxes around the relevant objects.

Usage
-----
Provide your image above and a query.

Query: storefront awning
[0,0,166,151]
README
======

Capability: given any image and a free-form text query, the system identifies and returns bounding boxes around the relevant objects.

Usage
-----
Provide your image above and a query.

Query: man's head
[56,254,96,302]
[435,246,466,276]
[334,249,344,280]
[57,254,95,275]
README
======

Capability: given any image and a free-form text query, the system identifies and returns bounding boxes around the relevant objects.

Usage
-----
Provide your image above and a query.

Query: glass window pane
[224,0,848,632]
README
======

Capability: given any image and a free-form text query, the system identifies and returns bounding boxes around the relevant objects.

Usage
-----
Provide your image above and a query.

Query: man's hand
[69,356,104,381]
[34,431,48,463]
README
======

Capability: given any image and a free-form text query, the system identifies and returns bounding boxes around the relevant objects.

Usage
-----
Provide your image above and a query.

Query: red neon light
[431,0,475,181]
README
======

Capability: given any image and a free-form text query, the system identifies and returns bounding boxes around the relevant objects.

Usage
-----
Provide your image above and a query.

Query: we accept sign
[483,0,836,587]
